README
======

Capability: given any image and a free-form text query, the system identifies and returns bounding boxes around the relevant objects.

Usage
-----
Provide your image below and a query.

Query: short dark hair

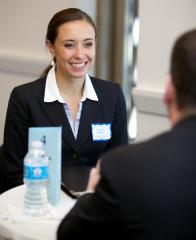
[170,29,196,109]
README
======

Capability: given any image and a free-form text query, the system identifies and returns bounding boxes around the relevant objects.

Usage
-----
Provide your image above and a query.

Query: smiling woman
[45,18,96,120]
[2,8,128,192]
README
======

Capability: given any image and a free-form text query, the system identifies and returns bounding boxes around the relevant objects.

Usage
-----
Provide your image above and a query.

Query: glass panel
[96,0,139,142]
[122,0,139,142]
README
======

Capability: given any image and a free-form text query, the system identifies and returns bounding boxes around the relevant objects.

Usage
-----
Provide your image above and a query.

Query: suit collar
[173,115,196,133]
[39,99,78,151]
[76,99,101,149]
[39,96,102,152]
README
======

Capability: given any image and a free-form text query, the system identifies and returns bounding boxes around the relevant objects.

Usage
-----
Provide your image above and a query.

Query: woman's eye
[84,42,93,48]
[64,43,75,48]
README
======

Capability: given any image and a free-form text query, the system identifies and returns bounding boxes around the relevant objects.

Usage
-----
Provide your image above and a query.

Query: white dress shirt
[44,66,98,139]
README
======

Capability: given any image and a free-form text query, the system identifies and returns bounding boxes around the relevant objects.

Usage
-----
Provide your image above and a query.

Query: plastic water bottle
[23,141,49,216]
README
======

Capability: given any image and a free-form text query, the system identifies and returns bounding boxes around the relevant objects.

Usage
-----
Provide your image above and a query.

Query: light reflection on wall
[126,1,139,142]
[96,0,139,142]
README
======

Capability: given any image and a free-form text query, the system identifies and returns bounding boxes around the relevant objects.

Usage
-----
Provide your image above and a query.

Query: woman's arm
[3,87,29,190]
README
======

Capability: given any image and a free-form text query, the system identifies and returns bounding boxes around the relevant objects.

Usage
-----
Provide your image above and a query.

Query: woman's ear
[164,74,176,106]
[46,40,54,56]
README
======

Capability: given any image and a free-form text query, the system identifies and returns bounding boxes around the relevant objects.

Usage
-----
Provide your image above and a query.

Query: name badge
[91,123,112,141]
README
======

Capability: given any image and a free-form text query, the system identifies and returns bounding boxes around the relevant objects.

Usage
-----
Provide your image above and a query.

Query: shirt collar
[44,67,98,103]
[44,66,65,103]
[81,74,98,102]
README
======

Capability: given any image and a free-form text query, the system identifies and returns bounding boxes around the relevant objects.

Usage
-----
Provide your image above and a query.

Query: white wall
[134,0,196,142]
[0,0,97,144]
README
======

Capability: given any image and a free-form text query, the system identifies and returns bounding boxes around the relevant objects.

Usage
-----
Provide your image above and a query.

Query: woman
[3,8,128,191]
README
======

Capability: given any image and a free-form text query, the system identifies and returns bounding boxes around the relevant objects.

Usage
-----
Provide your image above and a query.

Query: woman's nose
[74,46,85,58]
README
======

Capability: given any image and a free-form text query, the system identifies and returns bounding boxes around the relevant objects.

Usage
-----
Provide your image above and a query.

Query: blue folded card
[28,126,62,206]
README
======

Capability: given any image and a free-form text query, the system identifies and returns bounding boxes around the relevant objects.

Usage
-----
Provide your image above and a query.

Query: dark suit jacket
[57,116,196,240]
[3,76,128,190]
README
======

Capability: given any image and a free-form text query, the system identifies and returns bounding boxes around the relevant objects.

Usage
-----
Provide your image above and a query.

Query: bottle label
[24,165,48,180]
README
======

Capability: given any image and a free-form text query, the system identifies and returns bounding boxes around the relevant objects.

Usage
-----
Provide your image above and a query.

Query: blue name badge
[91,123,112,141]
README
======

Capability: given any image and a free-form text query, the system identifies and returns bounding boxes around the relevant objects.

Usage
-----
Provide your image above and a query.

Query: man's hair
[170,29,196,109]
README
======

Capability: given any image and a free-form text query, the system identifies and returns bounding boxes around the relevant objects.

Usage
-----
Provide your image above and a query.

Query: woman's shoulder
[15,77,46,90]
[13,77,46,93]
[90,76,120,90]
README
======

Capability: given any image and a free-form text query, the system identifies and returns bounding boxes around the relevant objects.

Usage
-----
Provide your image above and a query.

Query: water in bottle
[23,140,49,216]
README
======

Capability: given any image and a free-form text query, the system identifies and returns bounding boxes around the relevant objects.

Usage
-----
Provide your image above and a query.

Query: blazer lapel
[39,98,78,151]
[76,99,101,150]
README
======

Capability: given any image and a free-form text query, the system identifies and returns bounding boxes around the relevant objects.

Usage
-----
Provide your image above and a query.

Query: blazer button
[73,153,80,160]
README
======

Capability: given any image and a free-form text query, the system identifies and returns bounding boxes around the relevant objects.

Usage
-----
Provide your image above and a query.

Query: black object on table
[61,166,92,198]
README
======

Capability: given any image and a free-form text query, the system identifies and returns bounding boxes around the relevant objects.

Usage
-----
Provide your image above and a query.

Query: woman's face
[48,20,96,80]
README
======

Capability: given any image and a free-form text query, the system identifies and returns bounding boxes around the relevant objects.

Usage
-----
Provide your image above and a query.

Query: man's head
[164,29,196,125]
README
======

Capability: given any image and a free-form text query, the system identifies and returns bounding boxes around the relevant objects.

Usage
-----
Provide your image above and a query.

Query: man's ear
[164,74,176,106]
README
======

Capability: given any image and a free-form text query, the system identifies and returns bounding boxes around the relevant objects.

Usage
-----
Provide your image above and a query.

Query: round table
[0,185,76,240]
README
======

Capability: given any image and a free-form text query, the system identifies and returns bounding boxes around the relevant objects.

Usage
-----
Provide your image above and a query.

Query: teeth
[71,63,85,67]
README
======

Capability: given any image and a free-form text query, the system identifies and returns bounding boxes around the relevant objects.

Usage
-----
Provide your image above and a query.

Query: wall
[134,0,196,142]
[1,0,196,144]
[0,0,97,144]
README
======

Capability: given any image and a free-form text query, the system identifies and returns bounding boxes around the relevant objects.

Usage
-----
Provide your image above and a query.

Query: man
[57,29,196,239]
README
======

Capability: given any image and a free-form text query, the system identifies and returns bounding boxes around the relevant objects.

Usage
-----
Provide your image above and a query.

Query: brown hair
[170,29,196,109]
[40,8,97,78]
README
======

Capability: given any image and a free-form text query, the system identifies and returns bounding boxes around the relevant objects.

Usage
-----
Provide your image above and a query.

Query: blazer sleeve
[3,87,29,190]
[107,84,128,151]
[57,168,121,239]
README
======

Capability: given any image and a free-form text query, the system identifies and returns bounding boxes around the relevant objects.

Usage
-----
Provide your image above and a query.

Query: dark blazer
[0,144,6,193]
[57,116,196,240]
[3,76,128,191]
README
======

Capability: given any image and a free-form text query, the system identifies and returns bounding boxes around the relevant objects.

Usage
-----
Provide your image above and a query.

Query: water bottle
[23,140,49,216]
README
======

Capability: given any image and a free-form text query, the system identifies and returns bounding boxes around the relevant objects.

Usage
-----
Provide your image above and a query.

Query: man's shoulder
[102,130,171,167]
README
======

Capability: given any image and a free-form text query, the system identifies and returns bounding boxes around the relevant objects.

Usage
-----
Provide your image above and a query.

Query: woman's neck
[55,71,84,100]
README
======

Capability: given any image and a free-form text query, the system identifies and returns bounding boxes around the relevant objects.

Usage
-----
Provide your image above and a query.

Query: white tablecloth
[0,185,76,240]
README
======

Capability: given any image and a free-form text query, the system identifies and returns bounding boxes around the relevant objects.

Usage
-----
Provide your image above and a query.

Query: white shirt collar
[81,74,98,102]
[44,66,64,103]
[44,66,98,103]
